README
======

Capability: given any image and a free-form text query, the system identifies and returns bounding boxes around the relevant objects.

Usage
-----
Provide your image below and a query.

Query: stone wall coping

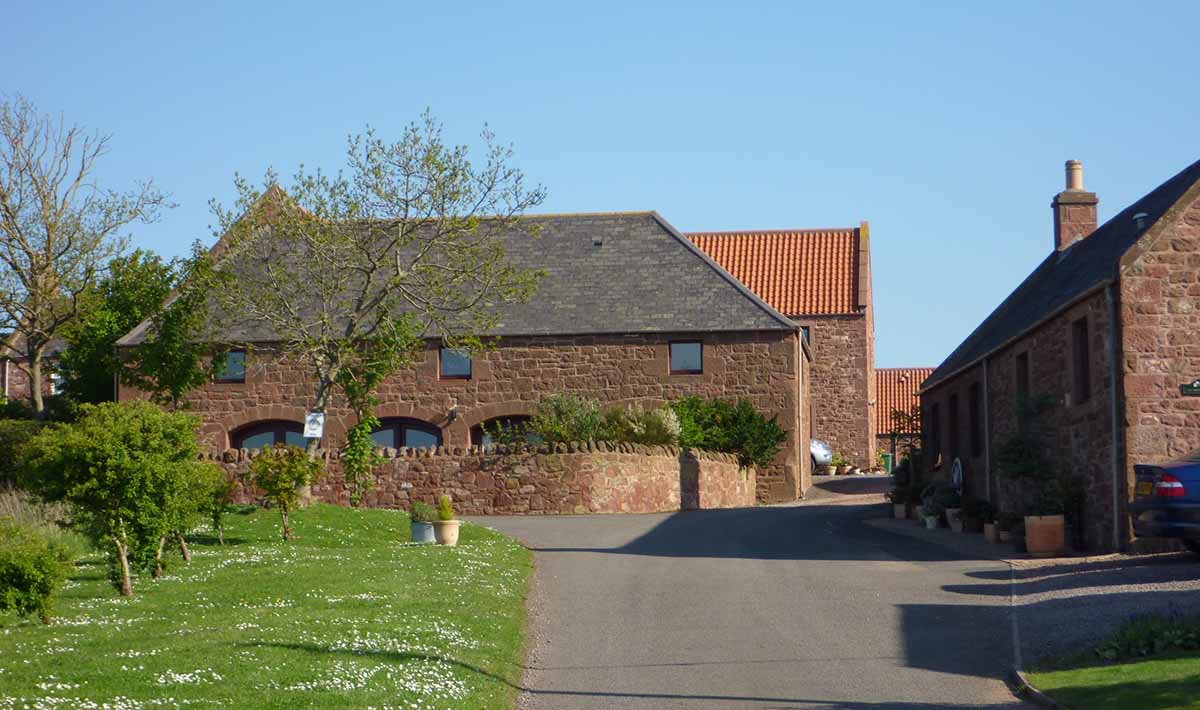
[209,441,742,466]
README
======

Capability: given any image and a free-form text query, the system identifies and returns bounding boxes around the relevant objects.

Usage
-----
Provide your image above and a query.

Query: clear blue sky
[7,1,1199,368]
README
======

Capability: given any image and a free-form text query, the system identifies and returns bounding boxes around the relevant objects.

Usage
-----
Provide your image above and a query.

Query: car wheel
[812,456,818,471]
[1183,540,1200,556]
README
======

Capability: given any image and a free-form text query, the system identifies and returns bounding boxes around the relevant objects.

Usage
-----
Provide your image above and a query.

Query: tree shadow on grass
[240,641,1015,709]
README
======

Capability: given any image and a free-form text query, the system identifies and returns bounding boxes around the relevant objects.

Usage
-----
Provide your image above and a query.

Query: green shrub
[0,397,34,420]
[601,405,680,446]
[0,518,75,623]
[20,401,214,596]
[249,445,324,541]
[0,419,47,488]
[1095,614,1200,662]
[410,501,436,524]
[437,495,454,521]
[529,394,609,444]
[671,396,786,469]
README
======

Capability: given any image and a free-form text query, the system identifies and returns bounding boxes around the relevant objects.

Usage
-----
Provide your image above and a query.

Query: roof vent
[1133,212,1149,230]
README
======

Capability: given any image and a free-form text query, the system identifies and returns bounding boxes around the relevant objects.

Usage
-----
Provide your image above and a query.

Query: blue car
[1131,454,1200,553]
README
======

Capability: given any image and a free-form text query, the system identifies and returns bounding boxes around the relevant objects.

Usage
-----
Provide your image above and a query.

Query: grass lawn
[0,504,533,709]
[1029,652,1200,710]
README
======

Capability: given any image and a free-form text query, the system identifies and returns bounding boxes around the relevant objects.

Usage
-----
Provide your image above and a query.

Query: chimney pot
[1052,159,1098,251]
[1065,159,1084,191]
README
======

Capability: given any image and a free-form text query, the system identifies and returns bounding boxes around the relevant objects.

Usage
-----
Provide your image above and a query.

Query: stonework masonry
[121,330,809,503]
[797,313,875,469]
[215,443,756,515]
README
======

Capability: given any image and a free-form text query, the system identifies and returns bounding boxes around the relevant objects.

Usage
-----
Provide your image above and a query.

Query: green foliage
[1095,615,1200,663]
[342,415,383,507]
[830,452,848,468]
[18,401,214,595]
[920,482,961,517]
[481,418,536,446]
[249,445,324,540]
[529,393,608,444]
[601,404,680,446]
[409,501,436,524]
[962,496,994,522]
[58,250,175,405]
[0,397,34,420]
[437,495,454,521]
[0,518,75,623]
[670,397,787,469]
[886,485,911,505]
[0,419,46,488]
[121,246,229,410]
[205,473,236,545]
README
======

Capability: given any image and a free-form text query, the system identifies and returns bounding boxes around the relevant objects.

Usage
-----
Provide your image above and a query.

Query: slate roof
[877,367,933,432]
[119,211,796,345]
[923,158,1200,391]
[687,227,866,315]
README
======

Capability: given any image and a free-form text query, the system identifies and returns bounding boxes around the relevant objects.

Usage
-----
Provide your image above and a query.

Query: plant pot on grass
[433,495,461,547]
[409,501,437,544]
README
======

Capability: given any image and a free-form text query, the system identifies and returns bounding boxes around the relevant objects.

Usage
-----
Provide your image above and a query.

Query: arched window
[232,420,305,450]
[371,418,442,449]
[470,415,539,447]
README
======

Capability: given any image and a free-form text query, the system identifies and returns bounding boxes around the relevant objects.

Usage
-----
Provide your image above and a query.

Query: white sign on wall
[304,411,325,439]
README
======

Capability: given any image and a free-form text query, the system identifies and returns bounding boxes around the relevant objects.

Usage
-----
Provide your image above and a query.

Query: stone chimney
[1052,159,1098,251]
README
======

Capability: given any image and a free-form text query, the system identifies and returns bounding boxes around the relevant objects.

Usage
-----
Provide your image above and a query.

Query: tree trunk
[299,377,333,507]
[281,509,293,541]
[115,539,133,597]
[176,531,191,562]
[152,536,166,578]
[30,347,45,415]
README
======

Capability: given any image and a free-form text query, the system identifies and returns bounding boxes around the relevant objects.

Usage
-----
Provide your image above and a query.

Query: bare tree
[210,112,545,472]
[0,95,167,413]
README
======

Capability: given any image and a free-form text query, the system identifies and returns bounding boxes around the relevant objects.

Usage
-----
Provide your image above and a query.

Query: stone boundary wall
[211,442,756,515]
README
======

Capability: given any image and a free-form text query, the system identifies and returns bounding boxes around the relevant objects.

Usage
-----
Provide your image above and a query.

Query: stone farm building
[876,367,932,461]
[117,211,814,504]
[690,224,876,468]
[920,158,1200,553]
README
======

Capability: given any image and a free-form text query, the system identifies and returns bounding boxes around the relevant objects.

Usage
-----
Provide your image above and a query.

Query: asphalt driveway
[477,477,1031,709]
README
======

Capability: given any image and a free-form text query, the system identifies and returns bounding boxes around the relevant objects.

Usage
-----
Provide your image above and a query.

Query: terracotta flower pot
[1024,514,1065,558]
[433,520,462,547]
[983,522,999,544]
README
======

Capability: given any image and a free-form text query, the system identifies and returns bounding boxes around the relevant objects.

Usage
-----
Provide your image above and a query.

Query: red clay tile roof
[686,228,863,315]
[876,367,934,433]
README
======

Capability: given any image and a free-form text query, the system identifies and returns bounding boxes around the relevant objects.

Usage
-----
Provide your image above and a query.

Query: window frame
[1015,350,1031,401]
[1071,317,1091,404]
[669,340,704,375]
[231,420,304,450]
[371,417,443,450]
[216,350,247,383]
[948,393,960,461]
[968,382,983,458]
[438,347,472,381]
[928,402,941,468]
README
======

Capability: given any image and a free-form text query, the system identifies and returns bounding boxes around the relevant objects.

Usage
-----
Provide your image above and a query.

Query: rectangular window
[1015,351,1030,400]
[669,341,703,374]
[948,393,960,460]
[928,403,941,467]
[800,326,811,345]
[969,383,982,458]
[439,347,472,379]
[217,350,246,383]
[1072,318,1091,404]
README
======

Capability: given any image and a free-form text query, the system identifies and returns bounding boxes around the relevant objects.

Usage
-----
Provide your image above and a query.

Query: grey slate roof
[119,211,795,346]
[923,158,1200,391]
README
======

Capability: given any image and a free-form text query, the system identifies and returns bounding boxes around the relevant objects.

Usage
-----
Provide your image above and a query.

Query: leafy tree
[19,401,215,596]
[249,446,324,540]
[206,471,237,545]
[57,249,174,404]
[119,246,227,410]
[208,112,545,460]
[0,95,168,414]
[0,518,74,623]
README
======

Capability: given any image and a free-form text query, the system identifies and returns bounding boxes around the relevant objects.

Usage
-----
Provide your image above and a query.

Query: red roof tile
[876,367,934,433]
[687,228,863,315]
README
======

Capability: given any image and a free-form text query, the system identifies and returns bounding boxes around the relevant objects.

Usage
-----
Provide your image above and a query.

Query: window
[439,348,472,380]
[232,420,305,450]
[217,350,246,383]
[968,383,982,458]
[948,394,960,460]
[470,416,541,447]
[1072,318,1091,404]
[49,372,63,395]
[669,341,703,374]
[800,326,811,345]
[370,418,442,449]
[1015,351,1030,400]
[928,403,941,467]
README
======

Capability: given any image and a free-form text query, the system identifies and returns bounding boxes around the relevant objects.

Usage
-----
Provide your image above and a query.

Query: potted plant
[832,453,848,476]
[943,490,964,533]
[996,512,1022,544]
[433,494,461,547]
[1025,477,1066,558]
[962,497,991,534]
[409,501,436,544]
[921,503,941,530]
[886,485,909,519]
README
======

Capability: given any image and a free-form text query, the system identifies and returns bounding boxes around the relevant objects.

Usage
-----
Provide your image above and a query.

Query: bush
[20,401,214,596]
[671,397,786,469]
[528,394,608,444]
[437,495,454,521]
[249,445,324,541]
[0,518,75,623]
[410,501,436,524]
[602,405,680,446]
[0,419,47,488]
[0,397,34,420]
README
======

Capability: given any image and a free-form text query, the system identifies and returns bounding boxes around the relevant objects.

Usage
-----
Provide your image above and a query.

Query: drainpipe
[1106,284,1122,552]
[982,357,992,504]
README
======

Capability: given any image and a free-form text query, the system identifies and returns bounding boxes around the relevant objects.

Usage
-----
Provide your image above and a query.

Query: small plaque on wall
[1181,380,1200,397]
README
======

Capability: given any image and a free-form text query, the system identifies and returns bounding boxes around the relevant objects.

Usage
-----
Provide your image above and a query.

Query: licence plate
[1137,481,1154,496]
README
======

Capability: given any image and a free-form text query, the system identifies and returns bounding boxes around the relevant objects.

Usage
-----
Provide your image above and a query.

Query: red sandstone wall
[123,331,802,503]
[214,442,753,515]
[796,314,874,469]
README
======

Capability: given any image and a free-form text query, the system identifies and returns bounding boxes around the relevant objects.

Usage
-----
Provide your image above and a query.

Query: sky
[6,1,1199,368]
